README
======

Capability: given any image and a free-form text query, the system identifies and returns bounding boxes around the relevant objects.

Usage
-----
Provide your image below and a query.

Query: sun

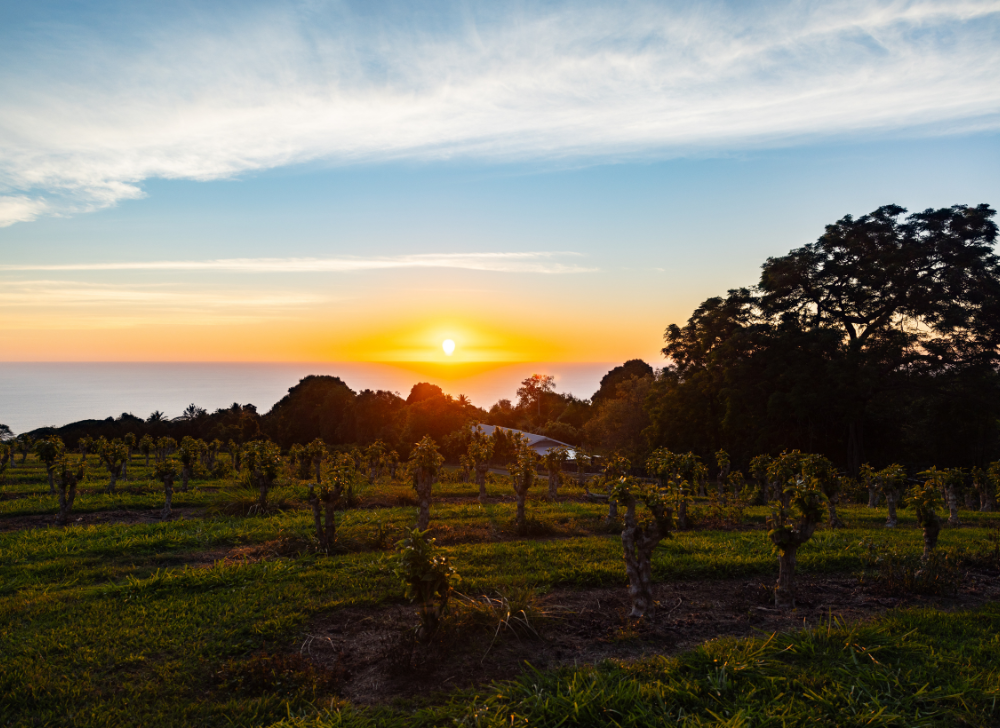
[442,339,456,356]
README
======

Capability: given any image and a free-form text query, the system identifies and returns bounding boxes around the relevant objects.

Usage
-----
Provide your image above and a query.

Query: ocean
[0,362,617,434]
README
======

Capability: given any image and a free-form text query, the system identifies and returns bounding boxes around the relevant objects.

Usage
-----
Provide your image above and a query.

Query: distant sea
[0,362,618,434]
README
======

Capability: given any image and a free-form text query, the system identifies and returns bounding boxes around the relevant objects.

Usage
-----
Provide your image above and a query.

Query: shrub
[395,528,458,642]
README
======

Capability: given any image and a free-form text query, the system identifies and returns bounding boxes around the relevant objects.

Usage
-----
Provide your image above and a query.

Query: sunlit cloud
[1,0,998,225]
[0,252,595,274]
[0,280,325,329]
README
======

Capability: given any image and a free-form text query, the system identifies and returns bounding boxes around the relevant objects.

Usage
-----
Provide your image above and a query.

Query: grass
[2,454,999,726]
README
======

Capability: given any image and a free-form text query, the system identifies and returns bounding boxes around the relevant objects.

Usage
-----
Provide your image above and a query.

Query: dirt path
[297,570,1000,705]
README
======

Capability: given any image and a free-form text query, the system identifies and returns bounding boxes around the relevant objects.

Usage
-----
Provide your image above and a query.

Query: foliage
[394,528,458,641]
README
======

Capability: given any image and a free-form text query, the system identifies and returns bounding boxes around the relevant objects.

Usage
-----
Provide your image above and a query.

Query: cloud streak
[0,252,595,274]
[0,280,326,329]
[1,0,998,225]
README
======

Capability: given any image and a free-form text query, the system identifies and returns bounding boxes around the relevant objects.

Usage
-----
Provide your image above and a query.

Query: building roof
[474,424,575,458]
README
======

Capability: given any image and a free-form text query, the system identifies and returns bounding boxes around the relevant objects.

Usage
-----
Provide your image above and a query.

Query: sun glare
[442,339,456,356]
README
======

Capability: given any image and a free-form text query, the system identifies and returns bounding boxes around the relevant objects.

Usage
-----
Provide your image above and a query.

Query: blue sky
[0,0,998,363]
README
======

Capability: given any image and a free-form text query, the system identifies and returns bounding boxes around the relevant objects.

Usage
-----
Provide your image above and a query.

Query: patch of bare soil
[0,507,204,532]
[299,570,1000,705]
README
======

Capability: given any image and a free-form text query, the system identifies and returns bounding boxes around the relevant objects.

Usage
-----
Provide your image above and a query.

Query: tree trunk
[416,470,432,530]
[676,500,688,530]
[867,486,880,508]
[885,494,898,528]
[946,487,960,526]
[621,532,652,616]
[162,478,173,519]
[515,492,527,535]
[547,466,559,499]
[144,453,151,467]
[315,459,323,484]
[775,545,798,609]
[922,514,941,559]
[56,481,77,527]
[47,467,56,495]
[827,496,843,528]
[181,466,190,493]
[606,498,618,524]
[964,490,977,509]
[258,476,268,512]
[475,463,488,503]
[106,470,117,494]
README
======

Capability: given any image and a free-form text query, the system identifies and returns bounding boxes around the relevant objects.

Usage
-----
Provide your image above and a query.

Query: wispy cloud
[0,280,326,329]
[0,252,595,274]
[1,0,998,225]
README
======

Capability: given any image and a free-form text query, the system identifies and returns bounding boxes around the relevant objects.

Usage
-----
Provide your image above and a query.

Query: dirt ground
[298,570,1000,705]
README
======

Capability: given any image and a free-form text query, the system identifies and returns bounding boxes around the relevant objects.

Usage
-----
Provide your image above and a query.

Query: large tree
[649,204,1000,472]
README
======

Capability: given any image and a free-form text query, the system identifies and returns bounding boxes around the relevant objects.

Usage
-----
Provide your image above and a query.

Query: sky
[1,0,998,371]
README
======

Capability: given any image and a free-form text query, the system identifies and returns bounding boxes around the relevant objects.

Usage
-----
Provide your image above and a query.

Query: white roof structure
[474,424,575,459]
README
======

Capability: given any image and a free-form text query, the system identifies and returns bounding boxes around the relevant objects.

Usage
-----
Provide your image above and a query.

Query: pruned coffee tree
[543,446,568,499]
[409,435,443,530]
[395,528,458,642]
[308,452,355,553]
[177,436,205,492]
[35,436,65,495]
[467,425,495,503]
[138,434,155,467]
[96,438,128,493]
[154,459,178,519]
[766,453,826,609]
[646,448,700,529]
[877,464,907,528]
[242,440,282,513]
[507,433,537,535]
[54,454,86,526]
[802,454,842,528]
[611,475,673,617]
[910,474,945,559]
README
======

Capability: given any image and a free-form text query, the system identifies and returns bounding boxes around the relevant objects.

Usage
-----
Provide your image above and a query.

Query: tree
[611,475,673,617]
[516,374,555,422]
[156,436,176,462]
[507,433,537,535]
[583,375,653,465]
[978,463,999,511]
[875,464,906,528]
[543,447,568,499]
[467,425,495,503]
[765,451,826,609]
[647,449,701,530]
[35,436,65,495]
[591,359,654,407]
[0,424,13,444]
[308,453,356,553]
[243,440,282,512]
[409,435,443,530]
[177,437,204,492]
[138,434,155,467]
[910,476,944,560]
[54,455,86,526]
[96,438,128,493]
[649,204,1000,474]
[154,459,178,519]
[599,453,631,523]
[14,434,34,467]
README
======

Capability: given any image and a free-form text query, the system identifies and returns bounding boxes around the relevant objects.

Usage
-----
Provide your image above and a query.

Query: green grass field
[2,455,998,726]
